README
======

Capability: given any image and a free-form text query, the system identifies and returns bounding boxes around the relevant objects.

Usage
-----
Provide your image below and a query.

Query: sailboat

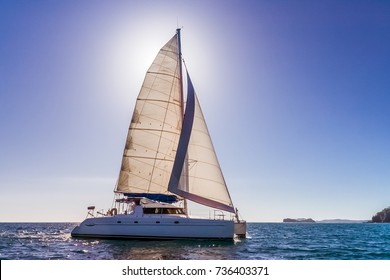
[71,29,246,239]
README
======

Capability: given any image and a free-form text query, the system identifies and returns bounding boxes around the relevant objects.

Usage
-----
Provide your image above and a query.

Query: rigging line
[182,58,188,71]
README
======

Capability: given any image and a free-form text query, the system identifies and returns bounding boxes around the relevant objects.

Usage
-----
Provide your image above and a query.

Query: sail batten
[123,155,174,162]
[146,71,179,79]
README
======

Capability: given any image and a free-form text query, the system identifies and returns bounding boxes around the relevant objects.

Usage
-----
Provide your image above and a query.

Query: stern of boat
[234,220,247,238]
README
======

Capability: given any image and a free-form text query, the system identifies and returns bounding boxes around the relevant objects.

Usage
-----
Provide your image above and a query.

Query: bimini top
[123,193,179,203]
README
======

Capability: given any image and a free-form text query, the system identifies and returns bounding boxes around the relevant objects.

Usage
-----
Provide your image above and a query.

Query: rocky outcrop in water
[372,207,390,223]
[283,218,315,223]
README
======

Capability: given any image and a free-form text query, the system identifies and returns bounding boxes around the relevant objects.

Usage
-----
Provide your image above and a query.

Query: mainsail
[116,29,234,213]
[116,34,183,196]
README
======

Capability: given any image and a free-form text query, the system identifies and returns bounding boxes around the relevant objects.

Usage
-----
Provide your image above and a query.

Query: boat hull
[71,214,234,239]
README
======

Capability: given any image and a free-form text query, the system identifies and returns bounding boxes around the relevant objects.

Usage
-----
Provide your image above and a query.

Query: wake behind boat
[71,29,246,239]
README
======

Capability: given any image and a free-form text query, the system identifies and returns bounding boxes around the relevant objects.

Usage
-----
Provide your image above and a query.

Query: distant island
[283,218,369,223]
[283,218,315,223]
[282,207,390,223]
[371,207,390,223]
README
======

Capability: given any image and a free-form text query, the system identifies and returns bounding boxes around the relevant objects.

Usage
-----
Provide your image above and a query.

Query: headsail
[169,72,235,213]
[116,34,182,197]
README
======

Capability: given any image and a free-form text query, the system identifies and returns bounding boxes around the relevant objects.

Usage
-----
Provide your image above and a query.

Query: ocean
[1,222,389,260]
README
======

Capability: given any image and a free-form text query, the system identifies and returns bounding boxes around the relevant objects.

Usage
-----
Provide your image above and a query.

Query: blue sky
[1,0,389,222]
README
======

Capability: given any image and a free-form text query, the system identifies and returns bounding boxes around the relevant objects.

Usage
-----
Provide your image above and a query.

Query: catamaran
[71,29,246,239]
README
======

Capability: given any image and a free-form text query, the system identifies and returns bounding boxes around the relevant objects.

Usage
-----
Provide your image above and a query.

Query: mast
[176,28,184,110]
[176,28,189,214]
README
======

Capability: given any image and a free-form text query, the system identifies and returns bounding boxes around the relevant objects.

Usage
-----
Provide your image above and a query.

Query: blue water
[1,223,389,260]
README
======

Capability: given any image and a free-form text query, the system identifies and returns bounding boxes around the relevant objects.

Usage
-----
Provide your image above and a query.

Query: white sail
[169,73,235,213]
[116,34,182,195]
[185,91,234,212]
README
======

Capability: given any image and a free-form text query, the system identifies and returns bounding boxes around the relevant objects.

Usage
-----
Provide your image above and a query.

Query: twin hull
[71,215,234,239]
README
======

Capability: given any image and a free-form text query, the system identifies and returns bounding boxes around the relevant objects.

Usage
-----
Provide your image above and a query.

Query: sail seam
[159,49,177,56]
[118,170,168,190]
[125,130,178,156]
[136,98,181,106]
[146,71,179,79]
[129,127,180,134]
[186,142,216,153]
[188,160,221,169]
[122,155,174,162]
[186,176,227,186]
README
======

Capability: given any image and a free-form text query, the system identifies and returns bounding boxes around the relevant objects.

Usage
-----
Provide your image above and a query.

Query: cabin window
[168,208,185,214]
[143,208,159,214]
[143,208,185,214]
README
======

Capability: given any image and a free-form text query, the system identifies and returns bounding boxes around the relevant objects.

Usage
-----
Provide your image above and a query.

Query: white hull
[71,214,234,239]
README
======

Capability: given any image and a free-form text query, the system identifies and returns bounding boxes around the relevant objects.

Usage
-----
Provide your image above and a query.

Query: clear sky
[1,0,389,222]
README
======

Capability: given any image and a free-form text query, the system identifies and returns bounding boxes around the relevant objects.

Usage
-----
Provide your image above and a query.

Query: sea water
[1,222,389,260]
